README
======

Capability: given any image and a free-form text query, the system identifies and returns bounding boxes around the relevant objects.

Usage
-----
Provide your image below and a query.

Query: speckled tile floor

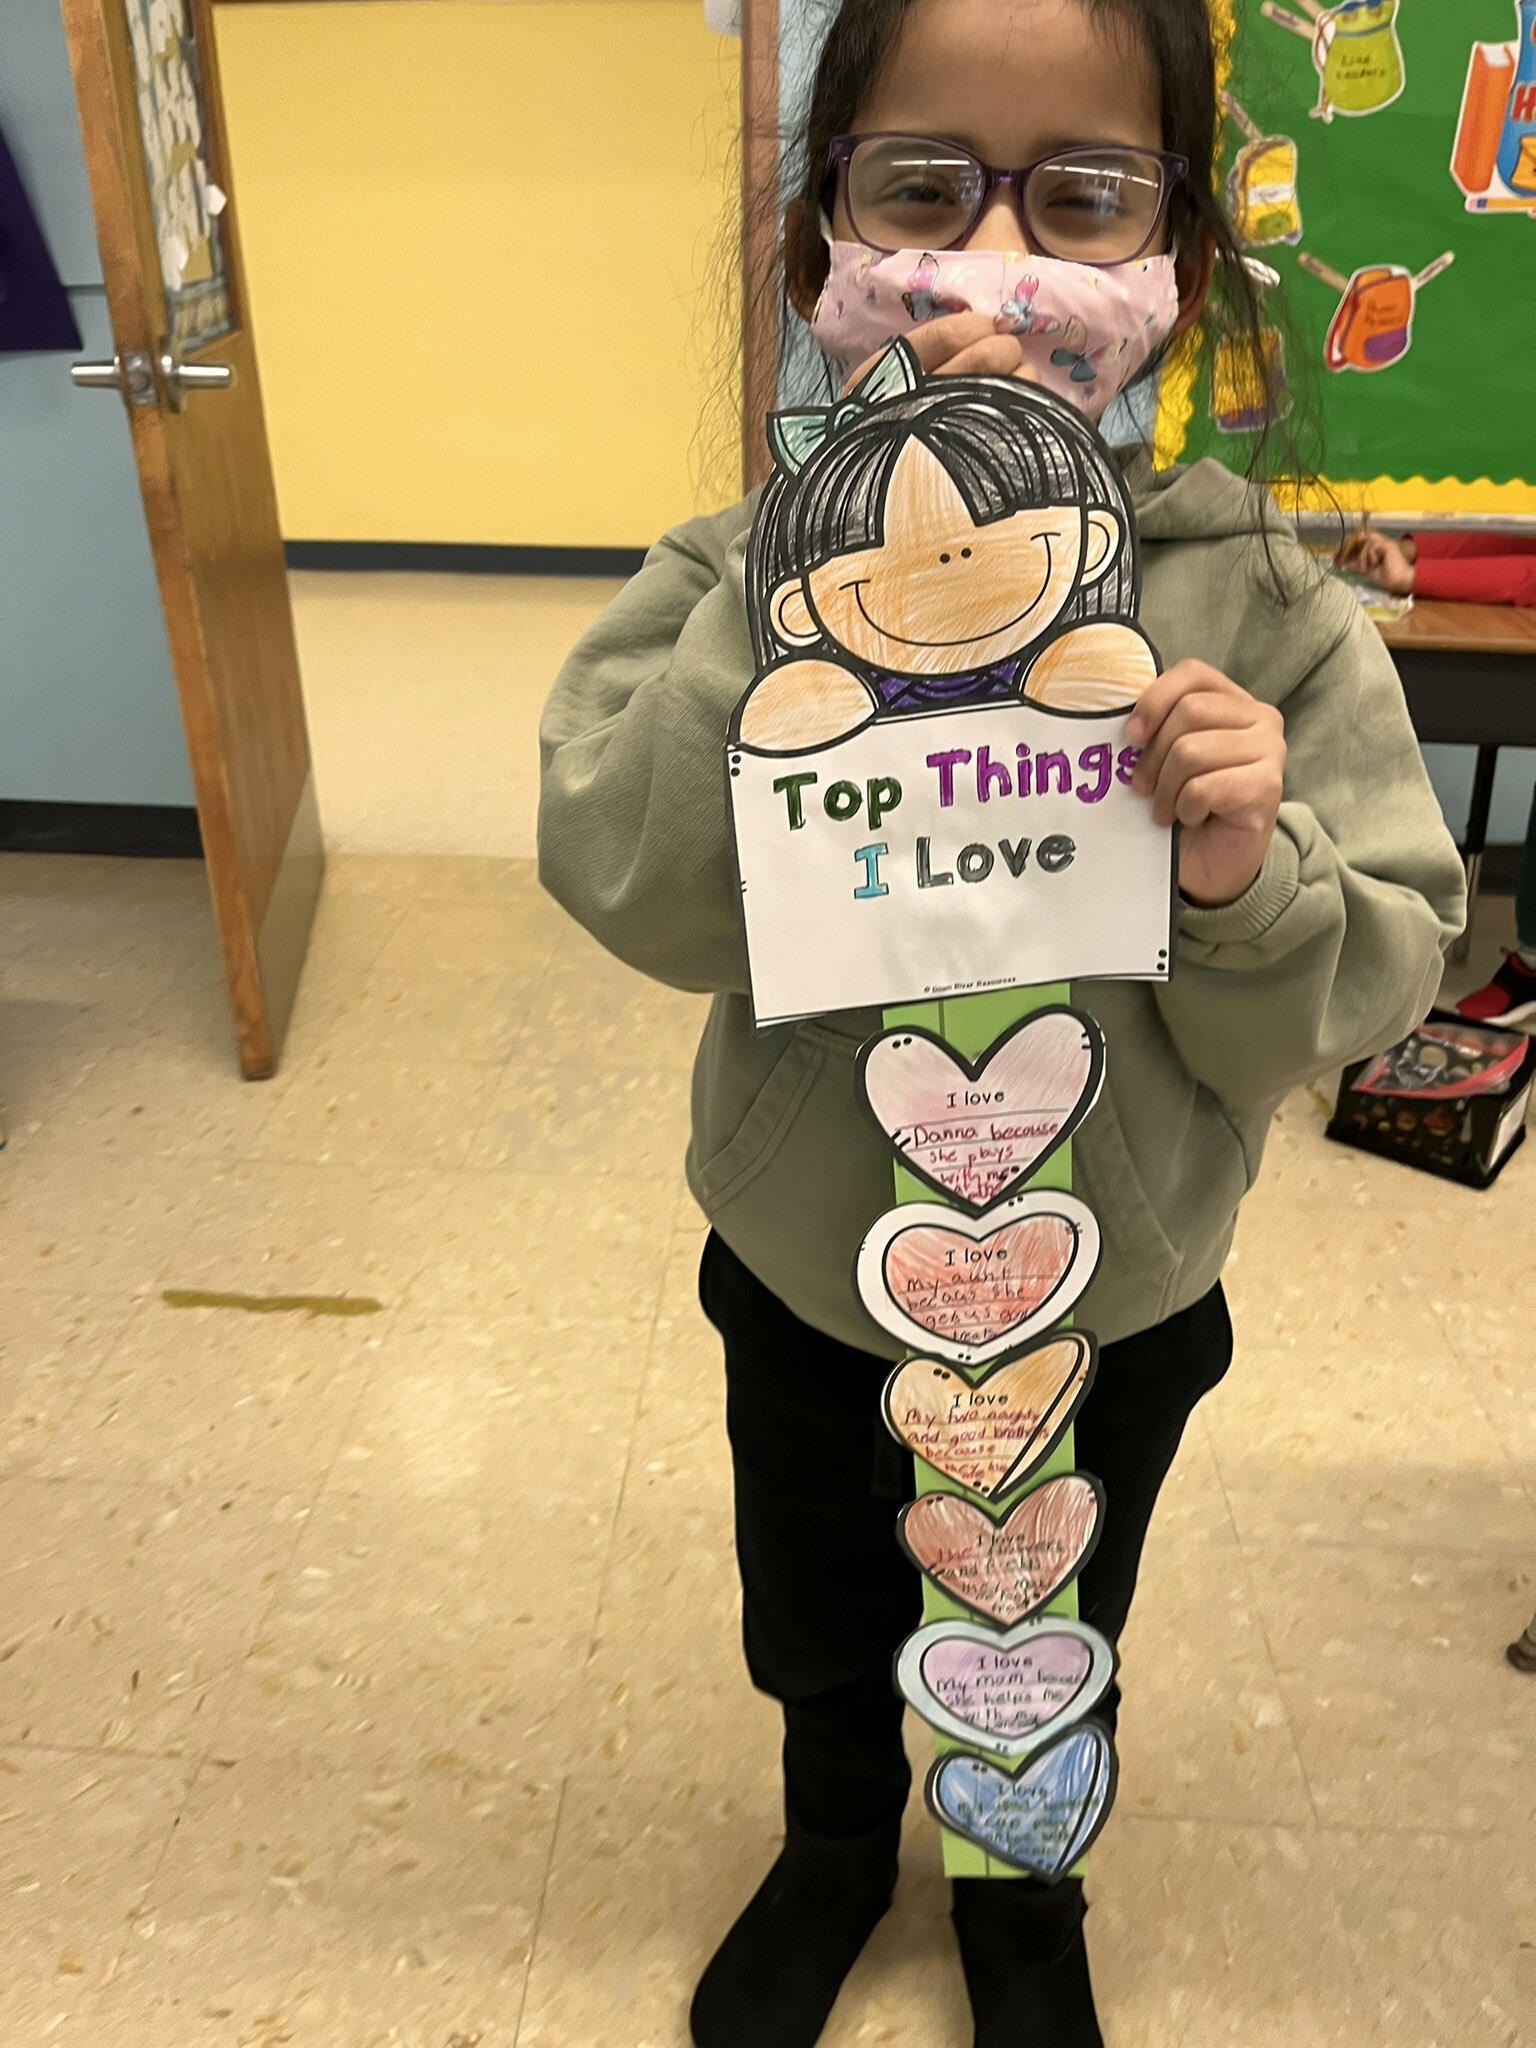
[1,848,1531,2047]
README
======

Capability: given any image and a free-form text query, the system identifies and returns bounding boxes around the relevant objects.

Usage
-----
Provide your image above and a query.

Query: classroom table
[1376,601,1536,959]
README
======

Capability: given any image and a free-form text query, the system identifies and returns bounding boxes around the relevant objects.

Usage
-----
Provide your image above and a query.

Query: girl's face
[772,439,1122,677]
[832,0,1165,259]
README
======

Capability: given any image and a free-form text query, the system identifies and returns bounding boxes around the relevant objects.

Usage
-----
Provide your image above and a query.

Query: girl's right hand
[841,313,1045,394]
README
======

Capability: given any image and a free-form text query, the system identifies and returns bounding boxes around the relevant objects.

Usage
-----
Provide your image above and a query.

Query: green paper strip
[884,983,1084,1881]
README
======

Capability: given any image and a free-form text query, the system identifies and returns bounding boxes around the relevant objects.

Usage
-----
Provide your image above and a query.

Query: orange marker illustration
[1298,250,1455,373]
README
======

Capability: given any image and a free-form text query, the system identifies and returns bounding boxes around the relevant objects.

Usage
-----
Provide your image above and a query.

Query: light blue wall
[773,0,1532,853]
[1,3,189,807]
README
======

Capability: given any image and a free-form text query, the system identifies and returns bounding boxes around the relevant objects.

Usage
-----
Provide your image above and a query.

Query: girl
[538,3,1464,2043]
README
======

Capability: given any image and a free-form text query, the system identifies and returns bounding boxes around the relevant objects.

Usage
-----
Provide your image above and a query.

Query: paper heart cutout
[857,1194,1101,1365]
[858,1013,1105,1214]
[896,1616,1114,1758]
[883,1332,1097,1499]
[927,1723,1117,1879]
[897,1475,1104,1624]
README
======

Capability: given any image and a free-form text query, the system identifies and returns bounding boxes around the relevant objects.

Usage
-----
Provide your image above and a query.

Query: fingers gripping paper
[730,343,1176,1880]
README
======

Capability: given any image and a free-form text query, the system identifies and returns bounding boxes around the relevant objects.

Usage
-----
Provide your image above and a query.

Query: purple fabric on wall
[0,123,84,355]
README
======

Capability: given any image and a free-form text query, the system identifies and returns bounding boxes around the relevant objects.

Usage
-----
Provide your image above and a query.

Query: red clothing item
[1411,531,1536,607]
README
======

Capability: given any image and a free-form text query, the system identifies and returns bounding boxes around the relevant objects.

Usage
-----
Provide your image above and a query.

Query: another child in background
[539,3,1466,2043]
[1343,528,1536,1026]
[1340,529,1536,610]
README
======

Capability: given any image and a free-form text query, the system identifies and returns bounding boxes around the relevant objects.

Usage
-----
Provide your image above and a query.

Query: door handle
[70,351,156,405]
[159,343,234,410]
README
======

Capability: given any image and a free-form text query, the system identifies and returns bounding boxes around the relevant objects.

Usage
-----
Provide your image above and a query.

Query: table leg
[1453,744,1499,965]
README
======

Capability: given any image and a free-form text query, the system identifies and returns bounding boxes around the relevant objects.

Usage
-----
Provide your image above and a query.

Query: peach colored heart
[898,1476,1103,1625]
[883,1333,1096,1499]
[884,1215,1077,1351]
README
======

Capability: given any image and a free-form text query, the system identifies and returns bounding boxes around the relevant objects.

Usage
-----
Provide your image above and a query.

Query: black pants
[700,1231,1233,1848]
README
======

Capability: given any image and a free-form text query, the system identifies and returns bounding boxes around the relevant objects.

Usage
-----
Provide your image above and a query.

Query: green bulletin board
[1158,0,1536,518]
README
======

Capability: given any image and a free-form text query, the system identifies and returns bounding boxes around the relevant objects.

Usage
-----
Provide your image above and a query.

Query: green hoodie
[538,456,1465,1353]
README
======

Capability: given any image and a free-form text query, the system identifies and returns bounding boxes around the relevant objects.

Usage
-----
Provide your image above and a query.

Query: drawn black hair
[747,373,1138,670]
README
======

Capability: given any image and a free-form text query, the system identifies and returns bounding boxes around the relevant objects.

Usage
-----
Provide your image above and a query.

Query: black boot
[689,1818,900,2048]
[952,1875,1104,2048]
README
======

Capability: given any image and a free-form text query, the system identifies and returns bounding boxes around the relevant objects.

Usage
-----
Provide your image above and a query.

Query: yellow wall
[214,3,740,548]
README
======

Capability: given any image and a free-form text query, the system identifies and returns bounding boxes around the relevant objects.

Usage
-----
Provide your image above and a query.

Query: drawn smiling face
[773,439,1122,678]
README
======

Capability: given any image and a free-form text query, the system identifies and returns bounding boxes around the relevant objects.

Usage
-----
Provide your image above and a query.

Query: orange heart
[897,1475,1103,1625]
[883,1332,1096,1500]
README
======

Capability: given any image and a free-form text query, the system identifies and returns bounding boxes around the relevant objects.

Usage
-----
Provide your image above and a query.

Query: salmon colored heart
[859,1013,1104,1213]
[883,1332,1097,1499]
[858,1194,1100,1365]
[897,1475,1103,1625]
[888,1215,1075,1349]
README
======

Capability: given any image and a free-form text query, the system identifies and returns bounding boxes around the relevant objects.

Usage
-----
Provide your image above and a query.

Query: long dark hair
[748,373,1138,669]
[761,0,1310,494]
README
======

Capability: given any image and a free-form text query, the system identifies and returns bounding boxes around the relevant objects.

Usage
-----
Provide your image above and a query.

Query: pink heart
[884,1215,1078,1350]
[898,1477,1102,1624]
[921,1633,1095,1742]
[860,1013,1103,1213]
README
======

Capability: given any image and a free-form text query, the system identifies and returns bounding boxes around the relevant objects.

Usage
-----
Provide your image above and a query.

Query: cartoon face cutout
[767,439,1123,680]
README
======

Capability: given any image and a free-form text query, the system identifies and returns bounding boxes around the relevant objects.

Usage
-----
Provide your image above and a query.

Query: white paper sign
[729,701,1174,1025]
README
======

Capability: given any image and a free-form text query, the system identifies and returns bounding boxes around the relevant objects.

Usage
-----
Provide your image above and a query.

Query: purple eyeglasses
[827,133,1188,264]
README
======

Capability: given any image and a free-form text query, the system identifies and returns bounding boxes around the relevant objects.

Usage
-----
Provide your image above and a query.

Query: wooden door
[58,0,320,1079]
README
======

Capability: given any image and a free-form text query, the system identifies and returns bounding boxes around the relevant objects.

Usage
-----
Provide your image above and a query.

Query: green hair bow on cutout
[767,338,922,476]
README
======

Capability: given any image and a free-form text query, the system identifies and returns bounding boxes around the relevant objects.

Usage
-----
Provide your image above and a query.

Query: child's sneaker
[1455,951,1536,1027]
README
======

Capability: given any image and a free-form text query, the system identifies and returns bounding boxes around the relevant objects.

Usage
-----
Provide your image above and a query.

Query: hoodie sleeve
[1152,592,1466,1113]
[537,503,755,995]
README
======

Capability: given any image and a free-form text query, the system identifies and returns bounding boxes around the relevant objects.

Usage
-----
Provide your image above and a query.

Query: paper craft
[896,1474,1104,1625]
[858,1012,1105,1213]
[1298,250,1455,373]
[1211,323,1292,434]
[896,1616,1115,1759]
[1451,5,1536,214]
[727,339,1176,1026]
[927,1723,1117,1878]
[858,1195,1101,1364]
[883,1334,1097,1498]
[1221,92,1303,246]
[1262,0,1404,124]
[729,346,1163,1883]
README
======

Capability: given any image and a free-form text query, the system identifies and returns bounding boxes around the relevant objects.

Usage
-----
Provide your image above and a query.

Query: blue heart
[927,1724,1116,1878]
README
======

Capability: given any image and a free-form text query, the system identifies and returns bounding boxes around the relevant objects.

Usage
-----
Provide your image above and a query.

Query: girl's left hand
[1126,662,1287,909]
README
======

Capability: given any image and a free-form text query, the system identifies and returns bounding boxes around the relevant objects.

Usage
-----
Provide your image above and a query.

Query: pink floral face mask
[809,240,1181,420]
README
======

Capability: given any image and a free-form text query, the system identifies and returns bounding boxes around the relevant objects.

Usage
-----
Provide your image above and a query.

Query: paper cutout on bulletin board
[1452,3,1536,214]
[1262,0,1405,124]
[895,1616,1115,1759]
[926,1722,1118,1878]
[1297,250,1454,373]
[1221,92,1304,245]
[858,1012,1105,1214]
[882,1333,1098,1496]
[123,0,232,347]
[896,1474,1105,1626]
[858,1194,1101,1364]
[726,340,1176,1028]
